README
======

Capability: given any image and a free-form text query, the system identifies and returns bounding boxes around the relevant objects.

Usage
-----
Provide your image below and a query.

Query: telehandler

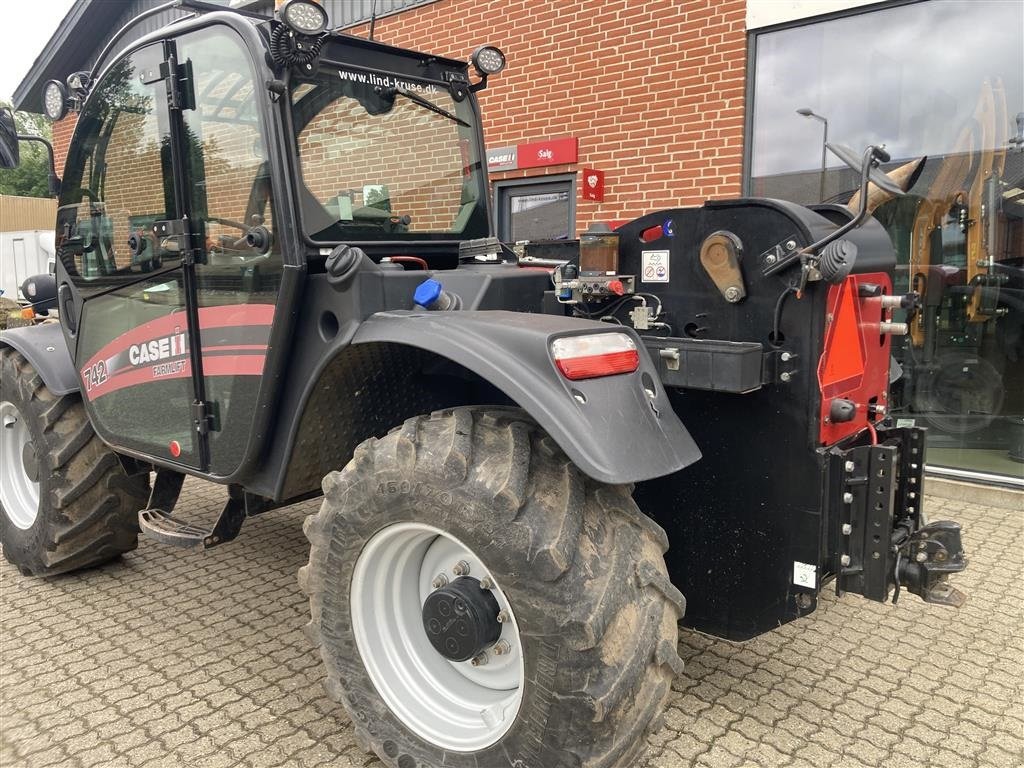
[0,2,966,766]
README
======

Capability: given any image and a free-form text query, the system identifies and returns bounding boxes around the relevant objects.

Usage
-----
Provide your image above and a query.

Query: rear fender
[353,310,701,484]
[0,323,79,395]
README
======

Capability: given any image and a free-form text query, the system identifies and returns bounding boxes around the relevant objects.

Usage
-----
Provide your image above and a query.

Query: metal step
[138,509,214,549]
[138,495,245,550]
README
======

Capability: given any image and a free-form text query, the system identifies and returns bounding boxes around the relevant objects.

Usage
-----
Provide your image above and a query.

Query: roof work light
[278,0,329,35]
[470,46,506,76]
[42,80,69,121]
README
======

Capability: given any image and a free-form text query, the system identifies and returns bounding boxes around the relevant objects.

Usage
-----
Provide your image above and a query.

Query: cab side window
[57,46,177,290]
[177,25,282,300]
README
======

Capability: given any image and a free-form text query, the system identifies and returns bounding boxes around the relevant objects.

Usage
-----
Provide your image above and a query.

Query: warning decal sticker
[641,250,670,283]
[793,561,816,589]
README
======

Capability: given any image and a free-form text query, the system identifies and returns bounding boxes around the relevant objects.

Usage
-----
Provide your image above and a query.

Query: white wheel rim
[0,400,41,530]
[350,522,525,752]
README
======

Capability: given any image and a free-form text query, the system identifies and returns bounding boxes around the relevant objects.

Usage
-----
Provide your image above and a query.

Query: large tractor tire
[301,407,686,768]
[0,348,149,576]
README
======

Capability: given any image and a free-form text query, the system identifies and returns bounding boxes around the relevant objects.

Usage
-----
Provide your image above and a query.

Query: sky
[747,0,1023,179]
[0,0,79,104]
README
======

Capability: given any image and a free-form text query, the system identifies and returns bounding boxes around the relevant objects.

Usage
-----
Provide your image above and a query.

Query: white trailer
[0,230,55,302]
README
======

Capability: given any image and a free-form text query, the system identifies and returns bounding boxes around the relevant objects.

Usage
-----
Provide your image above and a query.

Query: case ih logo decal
[79,304,275,400]
[129,332,189,367]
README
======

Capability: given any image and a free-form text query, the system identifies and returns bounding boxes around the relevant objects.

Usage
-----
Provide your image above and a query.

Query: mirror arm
[17,134,61,197]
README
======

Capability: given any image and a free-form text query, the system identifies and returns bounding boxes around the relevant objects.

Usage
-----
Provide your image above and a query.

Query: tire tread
[302,406,684,768]
[0,348,148,577]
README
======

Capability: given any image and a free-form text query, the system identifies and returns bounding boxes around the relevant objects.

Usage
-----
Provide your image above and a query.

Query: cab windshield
[289,67,488,242]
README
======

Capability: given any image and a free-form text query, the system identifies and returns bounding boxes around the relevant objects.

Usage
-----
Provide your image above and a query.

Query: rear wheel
[0,348,149,576]
[301,407,686,768]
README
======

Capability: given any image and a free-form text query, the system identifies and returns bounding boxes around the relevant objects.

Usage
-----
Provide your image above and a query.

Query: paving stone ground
[1,483,1021,768]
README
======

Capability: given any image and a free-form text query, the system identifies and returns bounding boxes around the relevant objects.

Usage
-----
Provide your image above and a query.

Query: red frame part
[817,273,894,445]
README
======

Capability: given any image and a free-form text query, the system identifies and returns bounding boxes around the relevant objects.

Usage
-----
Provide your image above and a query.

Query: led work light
[278,0,329,34]
[470,46,506,76]
[42,80,69,121]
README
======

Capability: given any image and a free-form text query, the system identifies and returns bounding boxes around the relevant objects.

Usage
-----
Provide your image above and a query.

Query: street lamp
[797,107,828,203]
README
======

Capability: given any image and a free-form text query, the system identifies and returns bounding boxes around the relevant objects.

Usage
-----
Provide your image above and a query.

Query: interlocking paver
[1,484,1021,767]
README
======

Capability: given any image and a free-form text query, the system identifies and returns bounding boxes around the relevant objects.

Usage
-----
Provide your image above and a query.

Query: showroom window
[493,175,576,242]
[747,0,1024,483]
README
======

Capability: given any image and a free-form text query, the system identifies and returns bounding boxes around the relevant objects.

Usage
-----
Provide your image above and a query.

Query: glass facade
[748,0,1024,482]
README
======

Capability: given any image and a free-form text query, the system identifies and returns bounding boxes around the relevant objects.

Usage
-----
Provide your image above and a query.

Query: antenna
[368,0,378,40]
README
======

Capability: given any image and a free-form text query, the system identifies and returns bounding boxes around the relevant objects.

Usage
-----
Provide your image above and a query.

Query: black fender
[0,323,79,395]
[353,310,701,484]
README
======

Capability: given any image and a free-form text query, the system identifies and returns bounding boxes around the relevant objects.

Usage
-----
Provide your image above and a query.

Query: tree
[0,102,53,198]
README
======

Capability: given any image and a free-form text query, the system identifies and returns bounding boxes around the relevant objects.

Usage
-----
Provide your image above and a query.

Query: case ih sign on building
[486,136,579,172]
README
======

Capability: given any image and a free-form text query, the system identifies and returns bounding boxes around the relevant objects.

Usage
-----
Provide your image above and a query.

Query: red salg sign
[517,137,579,169]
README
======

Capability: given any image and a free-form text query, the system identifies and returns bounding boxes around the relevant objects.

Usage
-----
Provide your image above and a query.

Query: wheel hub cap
[0,400,41,530]
[21,440,40,483]
[350,522,525,752]
[422,576,501,662]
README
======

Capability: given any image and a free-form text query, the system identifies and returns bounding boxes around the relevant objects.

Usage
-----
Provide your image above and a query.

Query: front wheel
[301,407,686,768]
[0,348,149,576]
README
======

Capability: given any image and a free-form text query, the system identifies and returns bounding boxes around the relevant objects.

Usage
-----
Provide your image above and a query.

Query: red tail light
[551,333,640,380]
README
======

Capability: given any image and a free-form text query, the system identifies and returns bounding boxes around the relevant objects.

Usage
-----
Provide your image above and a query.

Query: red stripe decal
[79,304,275,401]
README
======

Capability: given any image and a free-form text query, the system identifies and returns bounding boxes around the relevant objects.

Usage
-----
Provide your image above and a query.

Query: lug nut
[843,492,854,504]
[842,523,853,535]
[840,554,851,567]
[915,551,928,563]
[493,640,512,656]
[470,653,489,667]
[844,460,855,473]
[479,576,494,590]
[431,573,449,589]
[452,560,470,577]
[496,609,511,624]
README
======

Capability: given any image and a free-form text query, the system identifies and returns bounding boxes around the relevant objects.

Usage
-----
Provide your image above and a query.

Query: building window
[747,0,1024,482]
[494,175,576,243]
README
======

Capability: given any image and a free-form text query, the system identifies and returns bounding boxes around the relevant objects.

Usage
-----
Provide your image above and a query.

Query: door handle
[58,282,77,334]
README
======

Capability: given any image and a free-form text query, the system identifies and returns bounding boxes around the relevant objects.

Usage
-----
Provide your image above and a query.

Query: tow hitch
[894,521,967,607]
[830,425,967,607]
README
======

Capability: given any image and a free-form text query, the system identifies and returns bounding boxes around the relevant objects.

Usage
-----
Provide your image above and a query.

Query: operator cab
[41,1,508,477]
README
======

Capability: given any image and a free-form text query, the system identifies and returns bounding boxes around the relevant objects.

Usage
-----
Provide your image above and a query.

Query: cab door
[171,25,285,477]
[56,42,205,468]
[56,26,286,476]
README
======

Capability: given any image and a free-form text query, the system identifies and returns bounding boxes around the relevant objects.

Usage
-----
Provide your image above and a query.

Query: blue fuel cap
[414,278,443,308]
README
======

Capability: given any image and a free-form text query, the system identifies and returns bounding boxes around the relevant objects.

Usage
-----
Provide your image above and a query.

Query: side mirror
[0,107,20,169]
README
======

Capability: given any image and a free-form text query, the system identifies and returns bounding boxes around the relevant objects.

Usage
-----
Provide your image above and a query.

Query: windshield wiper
[384,86,469,127]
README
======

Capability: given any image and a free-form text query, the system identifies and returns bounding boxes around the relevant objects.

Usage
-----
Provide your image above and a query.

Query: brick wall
[52,113,79,176]
[345,0,748,232]
[50,0,748,236]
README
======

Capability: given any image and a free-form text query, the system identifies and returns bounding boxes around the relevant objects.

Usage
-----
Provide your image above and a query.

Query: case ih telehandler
[0,2,967,766]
